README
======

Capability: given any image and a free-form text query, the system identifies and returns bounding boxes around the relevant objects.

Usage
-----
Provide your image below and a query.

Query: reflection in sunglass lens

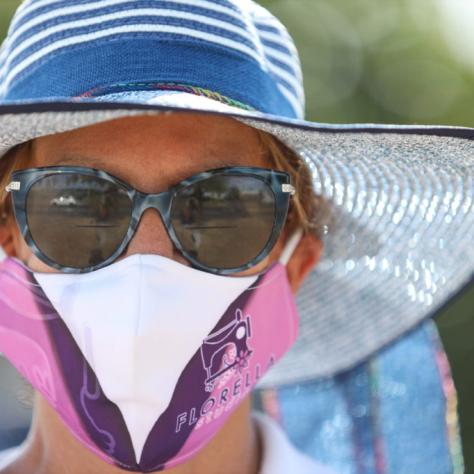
[171,175,276,269]
[26,173,133,268]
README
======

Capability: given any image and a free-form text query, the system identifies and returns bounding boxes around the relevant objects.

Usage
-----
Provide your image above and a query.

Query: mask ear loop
[278,228,304,266]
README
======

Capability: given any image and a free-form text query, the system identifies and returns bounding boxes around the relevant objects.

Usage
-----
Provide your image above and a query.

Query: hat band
[75,81,255,112]
[3,38,296,118]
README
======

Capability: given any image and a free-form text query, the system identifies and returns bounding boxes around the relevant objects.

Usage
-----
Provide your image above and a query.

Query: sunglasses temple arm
[279,228,304,266]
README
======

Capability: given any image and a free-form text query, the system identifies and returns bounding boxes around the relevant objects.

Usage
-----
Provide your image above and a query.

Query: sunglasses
[6,166,295,274]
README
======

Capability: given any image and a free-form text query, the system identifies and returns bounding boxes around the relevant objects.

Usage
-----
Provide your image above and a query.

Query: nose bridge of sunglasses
[135,191,173,223]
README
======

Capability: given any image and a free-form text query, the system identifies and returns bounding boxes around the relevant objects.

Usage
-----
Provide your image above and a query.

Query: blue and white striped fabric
[0,0,305,119]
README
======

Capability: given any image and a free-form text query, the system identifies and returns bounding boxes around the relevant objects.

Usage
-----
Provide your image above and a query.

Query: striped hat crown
[0,0,305,119]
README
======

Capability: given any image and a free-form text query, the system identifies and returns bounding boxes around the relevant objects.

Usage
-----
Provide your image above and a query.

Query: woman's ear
[286,233,323,293]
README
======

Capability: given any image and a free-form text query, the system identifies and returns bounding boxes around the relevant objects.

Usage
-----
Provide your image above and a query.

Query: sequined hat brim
[0,94,472,387]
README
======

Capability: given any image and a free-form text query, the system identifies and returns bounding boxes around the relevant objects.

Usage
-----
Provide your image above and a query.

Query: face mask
[0,232,302,472]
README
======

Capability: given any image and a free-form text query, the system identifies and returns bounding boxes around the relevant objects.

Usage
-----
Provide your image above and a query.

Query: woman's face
[6,113,298,276]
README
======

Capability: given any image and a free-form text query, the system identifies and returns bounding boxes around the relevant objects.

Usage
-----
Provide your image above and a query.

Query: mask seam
[135,256,143,395]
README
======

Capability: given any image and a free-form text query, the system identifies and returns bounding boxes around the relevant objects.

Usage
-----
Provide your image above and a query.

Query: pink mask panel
[0,255,299,472]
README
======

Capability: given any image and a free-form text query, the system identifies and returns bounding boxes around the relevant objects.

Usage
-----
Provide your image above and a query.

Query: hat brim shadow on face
[0,91,472,386]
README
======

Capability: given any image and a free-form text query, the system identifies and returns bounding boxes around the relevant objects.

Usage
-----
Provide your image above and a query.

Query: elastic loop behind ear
[279,228,304,266]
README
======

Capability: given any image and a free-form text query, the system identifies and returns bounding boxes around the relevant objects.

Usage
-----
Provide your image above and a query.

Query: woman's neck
[2,392,261,474]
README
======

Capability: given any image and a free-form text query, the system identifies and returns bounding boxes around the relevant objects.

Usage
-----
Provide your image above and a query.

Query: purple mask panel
[0,256,298,472]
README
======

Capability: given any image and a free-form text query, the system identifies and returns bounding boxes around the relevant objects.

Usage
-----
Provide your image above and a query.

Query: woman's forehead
[28,113,270,189]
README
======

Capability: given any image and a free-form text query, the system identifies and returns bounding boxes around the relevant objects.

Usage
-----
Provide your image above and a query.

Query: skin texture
[0,114,323,474]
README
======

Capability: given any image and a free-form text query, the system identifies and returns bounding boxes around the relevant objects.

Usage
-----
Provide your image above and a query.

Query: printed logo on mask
[201,309,253,393]
[175,308,277,435]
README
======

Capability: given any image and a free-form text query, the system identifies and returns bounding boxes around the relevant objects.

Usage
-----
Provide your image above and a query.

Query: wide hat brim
[0,91,472,387]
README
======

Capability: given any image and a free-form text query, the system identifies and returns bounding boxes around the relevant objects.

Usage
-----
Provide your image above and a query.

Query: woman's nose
[122,209,177,261]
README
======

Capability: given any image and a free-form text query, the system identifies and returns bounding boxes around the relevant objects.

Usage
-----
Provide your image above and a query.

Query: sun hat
[0,0,472,387]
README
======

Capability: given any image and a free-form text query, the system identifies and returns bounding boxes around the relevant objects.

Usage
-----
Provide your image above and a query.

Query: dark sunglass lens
[26,173,133,269]
[171,175,276,269]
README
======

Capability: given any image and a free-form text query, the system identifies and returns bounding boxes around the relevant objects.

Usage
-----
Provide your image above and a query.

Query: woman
[0,1,472,473]
[0,114,329,473]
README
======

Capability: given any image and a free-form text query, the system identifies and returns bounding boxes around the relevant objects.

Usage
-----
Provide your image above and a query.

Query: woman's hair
[0,142,30,223]
[256,130,332,240]
[0,131,332,238]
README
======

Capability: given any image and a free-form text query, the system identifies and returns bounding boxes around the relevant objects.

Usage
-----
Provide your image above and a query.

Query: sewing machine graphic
[200,309,253,392]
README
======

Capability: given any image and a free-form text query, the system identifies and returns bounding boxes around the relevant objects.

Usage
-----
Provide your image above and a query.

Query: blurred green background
[0,0,472,470]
